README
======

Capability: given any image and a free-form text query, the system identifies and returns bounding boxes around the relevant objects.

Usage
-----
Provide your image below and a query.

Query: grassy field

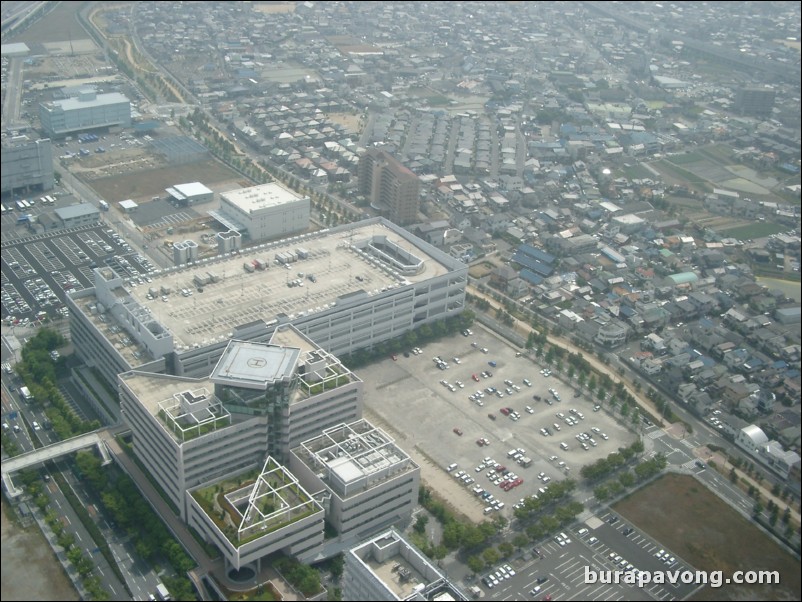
[88,160,243,202]
[718,222,787,239]
[618,163,655,180]
[652,159,711,189]
[7,1,88,44]
[666,151,707,165]
[614,473,800,601]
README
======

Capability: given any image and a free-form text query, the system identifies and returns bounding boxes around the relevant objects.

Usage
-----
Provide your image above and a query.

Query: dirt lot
[614,473,801,601]
[325,112,363,136]
[1,501,78,601]
[252,3,296,14]
[87,159,243,203]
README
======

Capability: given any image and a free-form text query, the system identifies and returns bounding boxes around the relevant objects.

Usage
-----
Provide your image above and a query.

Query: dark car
[537,576,548,584]
[488,413,496,420]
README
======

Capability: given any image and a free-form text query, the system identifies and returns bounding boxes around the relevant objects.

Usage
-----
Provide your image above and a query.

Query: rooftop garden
[157,390,232,443]
[190,459,320,548]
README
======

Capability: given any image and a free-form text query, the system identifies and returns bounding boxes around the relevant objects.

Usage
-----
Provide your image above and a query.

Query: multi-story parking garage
[67,217,468,389]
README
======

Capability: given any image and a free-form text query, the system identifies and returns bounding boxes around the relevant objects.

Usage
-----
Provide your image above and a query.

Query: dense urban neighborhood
[1,2,800,602]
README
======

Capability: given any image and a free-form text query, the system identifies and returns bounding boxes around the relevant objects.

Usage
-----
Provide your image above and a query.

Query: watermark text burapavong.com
[584,567,780,588]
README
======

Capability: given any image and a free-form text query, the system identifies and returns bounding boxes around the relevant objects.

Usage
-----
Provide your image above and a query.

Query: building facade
[358,149,420,226]
[289,420,419,545]
[1,138,54,194]
[734,87,776,118]
[38,91,131,137]
[118,329,362,519]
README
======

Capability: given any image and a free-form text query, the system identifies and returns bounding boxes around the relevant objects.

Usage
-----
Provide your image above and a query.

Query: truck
[79,148,90,157]
[19,386,33,403]
[519,457,533,468]
[155,583,171,601]
[16,214,31,224]
[98,200,109,211]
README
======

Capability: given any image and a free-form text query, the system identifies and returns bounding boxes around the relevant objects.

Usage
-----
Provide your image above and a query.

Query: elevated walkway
[2,430,112,497]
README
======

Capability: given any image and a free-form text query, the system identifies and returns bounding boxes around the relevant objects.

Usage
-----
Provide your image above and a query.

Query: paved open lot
[361,324,637,521]
[474,508,697,601]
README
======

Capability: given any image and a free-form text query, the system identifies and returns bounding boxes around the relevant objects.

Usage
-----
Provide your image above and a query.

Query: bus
[15,200,25,211]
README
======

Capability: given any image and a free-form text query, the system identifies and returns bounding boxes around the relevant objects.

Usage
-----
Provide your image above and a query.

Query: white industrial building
[67,217,467,390]
[165,182,214,206]
[38,91,131,137]
[210,182,310,242]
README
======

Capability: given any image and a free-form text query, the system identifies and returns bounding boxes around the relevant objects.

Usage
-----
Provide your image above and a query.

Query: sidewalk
[467,286,664,421]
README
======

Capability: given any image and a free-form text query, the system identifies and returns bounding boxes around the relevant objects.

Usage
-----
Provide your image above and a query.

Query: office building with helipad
[119,326,362,520]
[68,217,468,389]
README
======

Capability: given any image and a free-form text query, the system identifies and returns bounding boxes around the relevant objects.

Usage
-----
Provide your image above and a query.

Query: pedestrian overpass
[1,430,113,497]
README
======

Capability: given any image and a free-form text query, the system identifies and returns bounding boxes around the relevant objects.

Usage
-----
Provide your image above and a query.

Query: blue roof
[745,357,764,369]
[601,246,626,264]
[517,244,556,264]
[519,269,544,285]
[619,305,636,317]
[512,253,554,276]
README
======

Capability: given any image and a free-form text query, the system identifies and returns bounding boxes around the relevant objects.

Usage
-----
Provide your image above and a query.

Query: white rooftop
[168,182,213,198]
[45,91,129,112]
[221,182,305,213]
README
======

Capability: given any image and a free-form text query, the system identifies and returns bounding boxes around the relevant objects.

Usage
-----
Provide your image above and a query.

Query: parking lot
[360,325,636,520]
[475,508,697,601]
[1,222,155,325]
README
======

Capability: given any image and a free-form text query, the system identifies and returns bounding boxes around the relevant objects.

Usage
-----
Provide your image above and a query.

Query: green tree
[498,542,514,558]
[413,514,429,534]
[482,547,500,566]
[467,555,484,574]
[594,485,610,501]
[513,533,529,549]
